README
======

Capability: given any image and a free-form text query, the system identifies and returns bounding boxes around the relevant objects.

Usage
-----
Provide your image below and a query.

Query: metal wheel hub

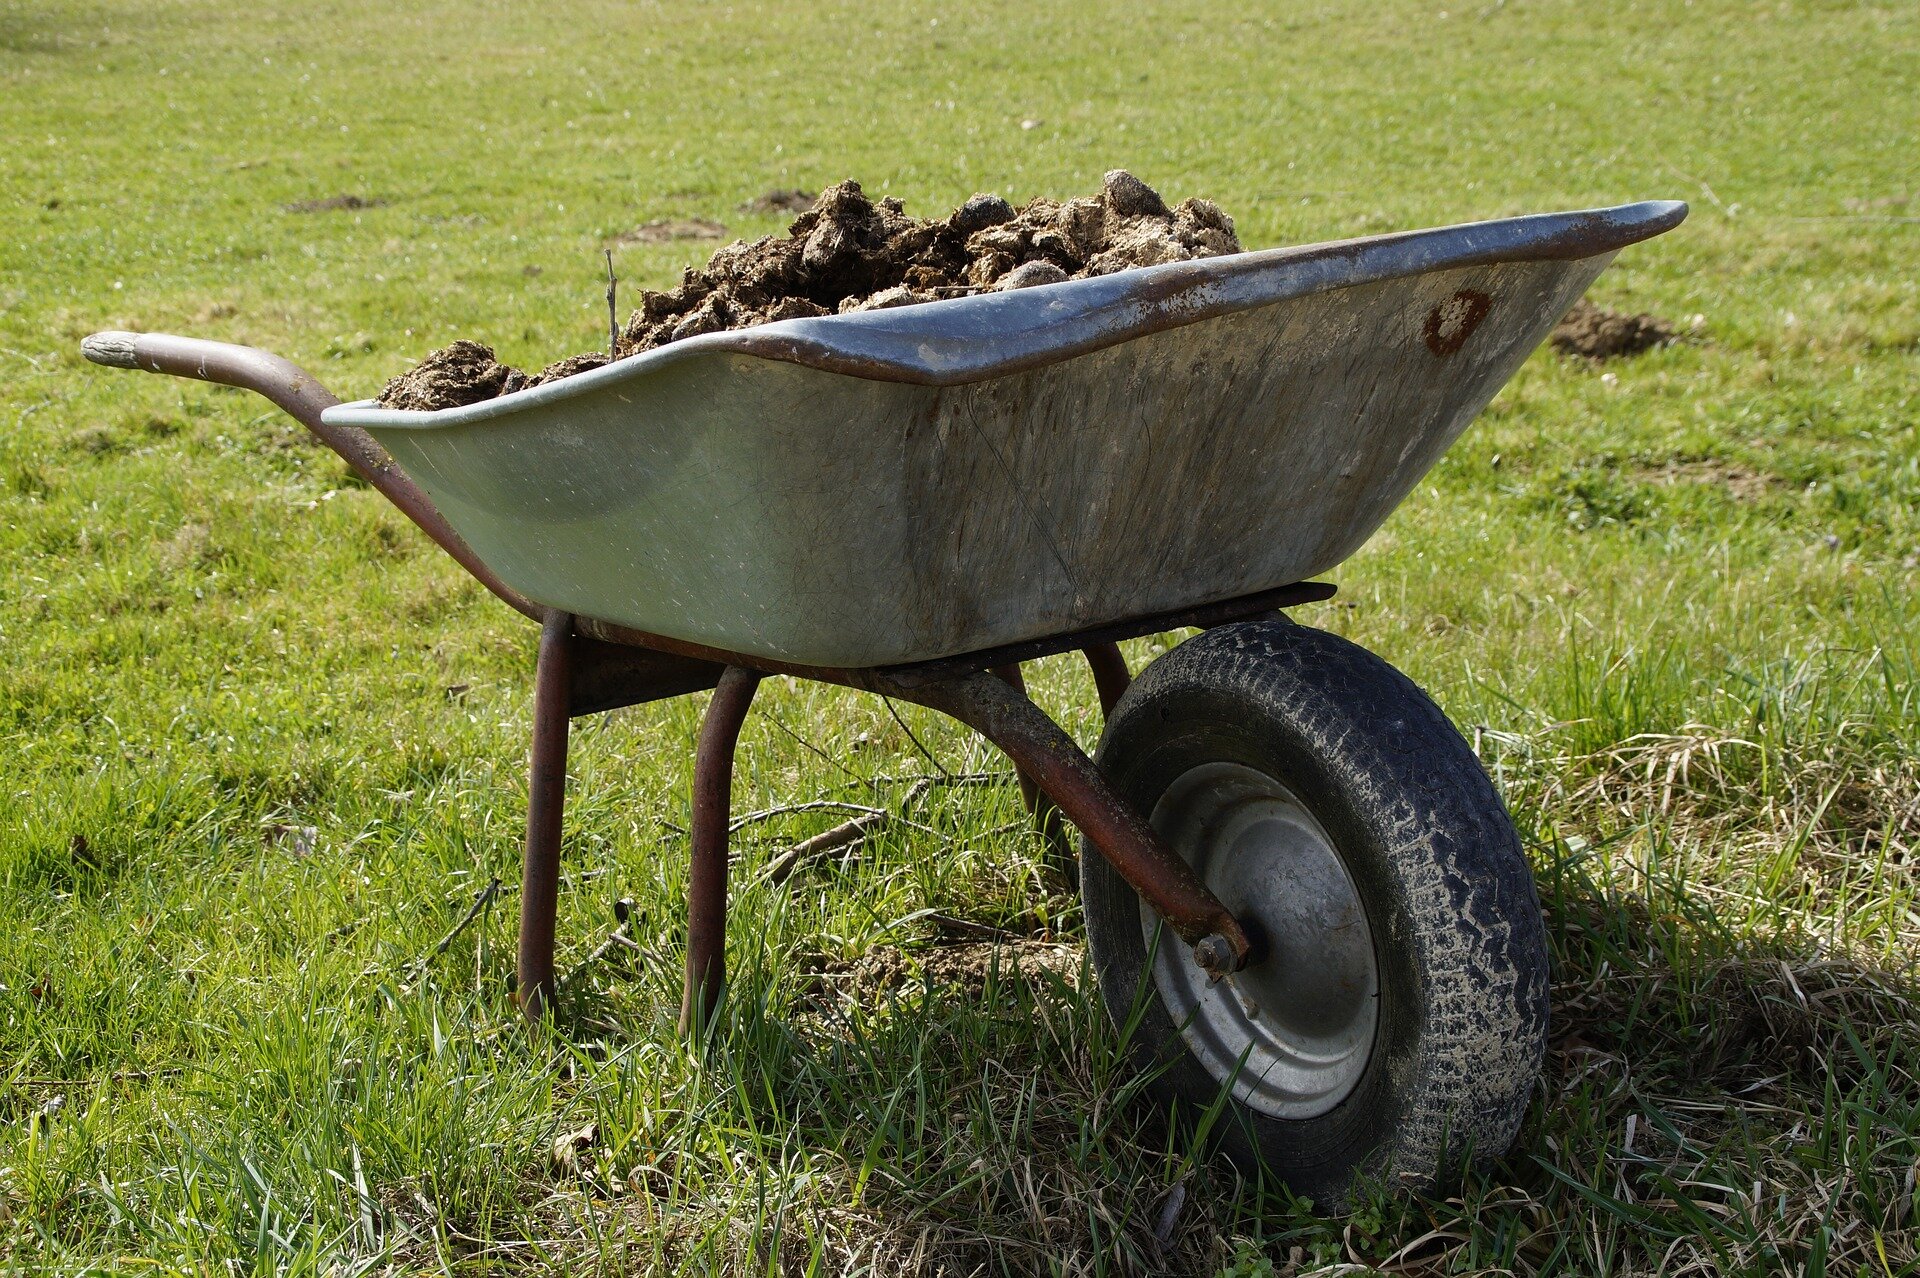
[1143,762,1378,1119]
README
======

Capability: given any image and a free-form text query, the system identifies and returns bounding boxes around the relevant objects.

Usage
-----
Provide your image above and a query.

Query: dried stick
[923,911,1018,941]
[730,799,885,833]
[759,811,888,886]
[901,771,1010,811]
[758,708,877,793]
[408,877,500,977]
[561,898,646,988]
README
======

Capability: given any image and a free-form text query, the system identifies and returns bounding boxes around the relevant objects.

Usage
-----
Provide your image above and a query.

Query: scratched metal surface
[326,202,1685,667]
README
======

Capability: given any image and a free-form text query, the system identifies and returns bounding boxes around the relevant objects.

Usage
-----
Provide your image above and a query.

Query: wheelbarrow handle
[82,331,540,621]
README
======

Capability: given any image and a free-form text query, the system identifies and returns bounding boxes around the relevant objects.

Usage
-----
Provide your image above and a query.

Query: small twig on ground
[561,898,647,988]
[409,877,500,977]
[9,1067,185,1089]
[604,249,619,359]
[729,794,944,858]
[902,770,1011,811]
[730,800,885,833]
[760,811,888,886]
[923,911,1019,941]
[859,769,1011,790]
[758,709,878,792]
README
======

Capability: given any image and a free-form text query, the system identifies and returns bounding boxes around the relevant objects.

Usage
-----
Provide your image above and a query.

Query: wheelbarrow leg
[681,666,762,1037]
[1080,642,1131,716]
[518,611,574,1028]
[991,650,1129,876]
[989,664,1069,862]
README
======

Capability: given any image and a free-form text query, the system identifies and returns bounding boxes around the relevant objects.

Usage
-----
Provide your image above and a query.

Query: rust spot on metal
[1423,289,1493,357]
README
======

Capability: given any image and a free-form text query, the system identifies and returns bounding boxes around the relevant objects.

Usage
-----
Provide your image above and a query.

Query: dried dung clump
[378,171,1241,410]
[375,339,608,411]
[622,169,1239,351]
[1551,299,1677,360]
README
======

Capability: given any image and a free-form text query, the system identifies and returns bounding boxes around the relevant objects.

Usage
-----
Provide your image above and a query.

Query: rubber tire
[1081,620,1547,1210]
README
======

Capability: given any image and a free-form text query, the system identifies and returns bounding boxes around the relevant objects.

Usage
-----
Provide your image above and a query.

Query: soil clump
[378,171,1242,410]
[374,340,610,411]
[1550,299,1676,360]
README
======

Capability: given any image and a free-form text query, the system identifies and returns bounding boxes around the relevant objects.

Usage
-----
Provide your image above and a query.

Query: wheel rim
[1142,762,1379,1119]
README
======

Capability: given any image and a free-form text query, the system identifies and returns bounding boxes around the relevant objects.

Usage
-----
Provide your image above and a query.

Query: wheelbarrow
[84,198,1685,1206]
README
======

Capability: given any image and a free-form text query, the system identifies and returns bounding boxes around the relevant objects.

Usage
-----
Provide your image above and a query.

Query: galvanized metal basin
[324,201,1685,667]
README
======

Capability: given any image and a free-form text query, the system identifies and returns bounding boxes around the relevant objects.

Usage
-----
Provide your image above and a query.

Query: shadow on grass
[1493,848,1920,1277]
[524,851,1920,1276]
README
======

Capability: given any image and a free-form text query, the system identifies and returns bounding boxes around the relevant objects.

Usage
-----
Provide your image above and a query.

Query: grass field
[3,0,1918,1272]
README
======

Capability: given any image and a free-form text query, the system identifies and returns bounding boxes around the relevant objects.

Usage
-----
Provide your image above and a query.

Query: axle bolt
[1193,933,1238,981]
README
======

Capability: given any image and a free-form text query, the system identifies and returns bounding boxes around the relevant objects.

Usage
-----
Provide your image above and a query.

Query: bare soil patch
[284,194,385,214]
[799,940,1080,1009]
[1843,192,1911,213]
[611,217,728,245]
[1550,299,1677,360]
[378,171,1242,410]
[741,187,816,214]
[1637,458,1783,501]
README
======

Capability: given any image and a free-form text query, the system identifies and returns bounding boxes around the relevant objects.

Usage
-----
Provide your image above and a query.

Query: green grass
[3,0,1918,1271]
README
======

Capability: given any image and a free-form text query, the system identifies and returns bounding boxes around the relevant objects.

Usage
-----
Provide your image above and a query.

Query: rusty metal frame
[81,330,1329,1032]
[990,663,1067,861]
[516,611,572,1021]
[682,666,761,1034]
[79,331,541,622]
[508,607,1283,1029]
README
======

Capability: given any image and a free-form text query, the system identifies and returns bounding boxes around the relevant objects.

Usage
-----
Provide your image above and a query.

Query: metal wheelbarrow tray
[85,199,1685,1208]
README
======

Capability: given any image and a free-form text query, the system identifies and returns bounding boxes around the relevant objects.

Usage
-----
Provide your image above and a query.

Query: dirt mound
[1550,299,1676,360]
[623,170,1239,352]
[378,171,1241,410]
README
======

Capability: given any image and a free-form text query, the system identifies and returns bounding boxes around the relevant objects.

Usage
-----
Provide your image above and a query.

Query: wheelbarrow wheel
[1081,619,1547,1209]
